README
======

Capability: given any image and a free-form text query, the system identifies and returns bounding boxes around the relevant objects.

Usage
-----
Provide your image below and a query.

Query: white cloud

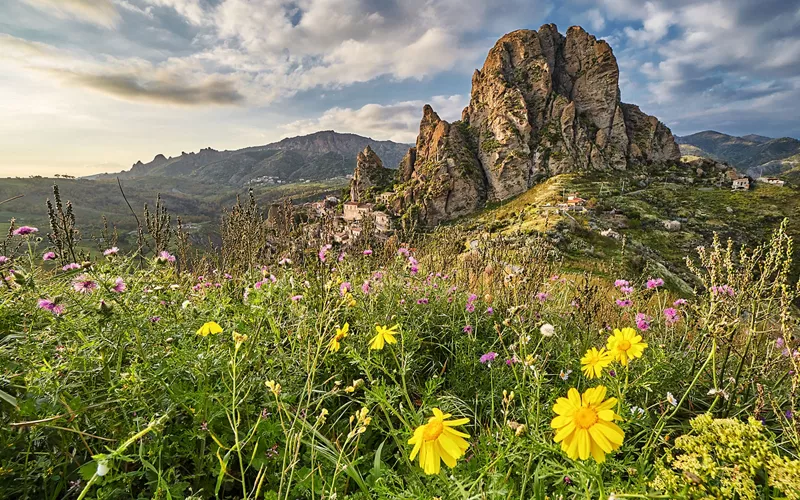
[281,95,468,143]
[21,0,120,27]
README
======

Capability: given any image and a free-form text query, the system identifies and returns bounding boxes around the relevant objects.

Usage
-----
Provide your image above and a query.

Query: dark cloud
[48,69,245,105]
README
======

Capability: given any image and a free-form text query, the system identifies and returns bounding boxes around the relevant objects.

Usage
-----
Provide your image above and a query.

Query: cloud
[21,0,120,28]
[281,95,468,143]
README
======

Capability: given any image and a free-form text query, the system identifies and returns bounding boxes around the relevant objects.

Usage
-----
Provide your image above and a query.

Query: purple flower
[663,307,680,326]
[340,281,351,296]
[416,298,429,305]
[635,312,651,331]
[673,298,687,306]
[42,252,56,261]
[103,247,119,256]
[254,279,267,289]
[608,369,616,377]
[485,307,494,315]
[463,325,473,333]
[37,299,64,315]
[620,286,634,295]
[409,265,419,275]
[505,356,519,366]
[465,302,475,313]
[12,226,38,236]
[397,247,410,257]
[318,244,332,262]
[290,294,303,302]
[150,316,161,323]
[711,285,735,297]
[616,298,632,308]
[776,337,785,349]
[614,279,629,288]
[480,352,498,364]
[361,280,371,294]
[73,275,97,294]
[158,251,176,263]
[646,278,664,289]
[111,277,127,293]
[536,292,549,302]
[338,252,345,262]
[363,249,373,256]
[786,410,794,420]
[0,256,9,264]
[224,273,233,280]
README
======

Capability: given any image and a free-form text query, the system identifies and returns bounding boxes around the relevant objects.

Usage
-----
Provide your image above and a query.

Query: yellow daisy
[551,386,624,462]
[196,321,223,337]
[329,323,349,352]
[369,324,398,350]
[581,347,613,379]
[606,328,648,365]
[408,408,470,475]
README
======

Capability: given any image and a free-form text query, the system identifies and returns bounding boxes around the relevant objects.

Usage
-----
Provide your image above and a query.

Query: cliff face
[349,146,395,202]
[394,24,681,225]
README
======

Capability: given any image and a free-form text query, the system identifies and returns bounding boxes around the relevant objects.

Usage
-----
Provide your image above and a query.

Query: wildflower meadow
[1,212,800,499]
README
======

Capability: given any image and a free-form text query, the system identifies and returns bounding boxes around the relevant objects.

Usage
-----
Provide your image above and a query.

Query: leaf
[79,462,97,481]
[0,388,17,408]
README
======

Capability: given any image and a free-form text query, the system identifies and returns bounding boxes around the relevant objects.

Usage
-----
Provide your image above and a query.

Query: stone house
[731,178,750,191]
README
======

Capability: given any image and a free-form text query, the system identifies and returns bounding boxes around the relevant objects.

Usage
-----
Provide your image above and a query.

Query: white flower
[559,369,572,381]
[540,323,555,337]
[707,388,730,400]
[666,392,678,406]
[181,300,192,309]
[96,460,109,476]
[630,406,645,416]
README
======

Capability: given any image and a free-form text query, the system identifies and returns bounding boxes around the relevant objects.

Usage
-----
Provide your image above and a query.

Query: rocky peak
[350,145,395,203]
[392,24,681,225]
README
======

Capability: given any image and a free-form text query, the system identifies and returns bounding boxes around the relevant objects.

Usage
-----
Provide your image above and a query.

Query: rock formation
[349,146,395,202]
[393,24,682,225]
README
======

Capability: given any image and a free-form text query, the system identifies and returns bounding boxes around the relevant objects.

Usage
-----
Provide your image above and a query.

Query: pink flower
[318,244,332,262]
[62,262,81,271]
[505,356,520,366]
[673,298,687,306]
[550,274,560,281]
[73,275,97,294]
[463,325,473,333]
[42,252,56,261]
[615,299,632,307]
[340,282,351,296]
[103,247,119,256]
[620,286,634,295]
[338,252,346,262]
[409,265,418,275]
[614,279,629,288]
[363,249,373,256]
[37,299,64,315]
[158,251,176,263]
[480,352,498,364]
[361,280,371,294]
[467,293,478,303]
[663,307,680,326]
[485,307,494,315]
[646,278,664,289]
[111,277,127,293]
[465,302,475,313]
[278,257,292,265]
[416,298,429,305]
[635,312,651,331]
[290,295,303,302]
[710,285,735,297]
[397,247,410,257]
[536,292,549,302]
[13,226,38,236]
[0,256,9,264]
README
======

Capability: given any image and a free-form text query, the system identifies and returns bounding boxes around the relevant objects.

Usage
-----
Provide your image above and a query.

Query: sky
[1,0,799,177]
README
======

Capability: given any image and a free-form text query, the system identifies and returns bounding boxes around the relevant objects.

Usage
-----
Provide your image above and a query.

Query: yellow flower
[232,331,248,348]
[266,380,281,396]
[581,347,613,379]
[408,408,470,475]
[606,328,648,366]
[328,323,349,352]
[197,321,223,336]
[551,386,624,462]
[369,324,399,350]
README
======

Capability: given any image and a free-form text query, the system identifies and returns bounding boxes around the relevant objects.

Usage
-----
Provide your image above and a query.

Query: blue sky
[1,0,799,176]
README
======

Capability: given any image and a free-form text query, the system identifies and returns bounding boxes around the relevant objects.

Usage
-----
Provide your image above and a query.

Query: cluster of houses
[539,193,589,215]
[731,176,786,191]
[295,191,396,245]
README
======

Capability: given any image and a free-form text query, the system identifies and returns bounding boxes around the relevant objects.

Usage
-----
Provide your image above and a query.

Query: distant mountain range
[93,131,410,187]
[676,131,800,177]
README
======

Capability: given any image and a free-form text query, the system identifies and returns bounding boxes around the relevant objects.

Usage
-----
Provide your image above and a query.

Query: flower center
[574,407,599,429]
[423,419,444,441]
[617,340,631,351]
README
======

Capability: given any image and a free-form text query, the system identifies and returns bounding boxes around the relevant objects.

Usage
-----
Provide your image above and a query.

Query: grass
[1,218,799,499]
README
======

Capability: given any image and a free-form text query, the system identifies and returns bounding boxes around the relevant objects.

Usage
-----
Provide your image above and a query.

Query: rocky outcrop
[392,24,681,225]
[349,146,395,202]
[394,106,487,226]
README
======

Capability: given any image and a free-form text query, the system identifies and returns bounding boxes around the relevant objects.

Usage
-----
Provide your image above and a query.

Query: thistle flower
[363,249,373,256]
[663,307,680,325]
[615,299,632,308]
[551,386,624,462]
[62,263,81,271]
[408,408,470,475]
[479,352,497,365]
[0,256,9,264]
[646,278,664,289]
[536,292,549,302]
[620,286,634,295]
[73,275,98,294]
[111,277,126,293]
[369,324,398,350]
[290,295,303,302]
[673,298,687,306]
[103,247,119,256]
[463,325,473,333]
[12,226,38,236]
[157,251,176,263]
[635,312,651,331]
[42,252,56,261]
[614,279,629,288]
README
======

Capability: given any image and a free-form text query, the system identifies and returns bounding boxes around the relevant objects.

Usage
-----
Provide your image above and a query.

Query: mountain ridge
[676,130,800,176]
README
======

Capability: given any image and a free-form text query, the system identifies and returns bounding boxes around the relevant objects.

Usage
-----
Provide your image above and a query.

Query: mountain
[102,131,410,186]
[391,24,681,226]
[676,131,800,176]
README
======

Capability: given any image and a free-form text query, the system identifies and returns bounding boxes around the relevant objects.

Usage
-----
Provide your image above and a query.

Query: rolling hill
[98,131,410,187]
[676,130,800,176]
